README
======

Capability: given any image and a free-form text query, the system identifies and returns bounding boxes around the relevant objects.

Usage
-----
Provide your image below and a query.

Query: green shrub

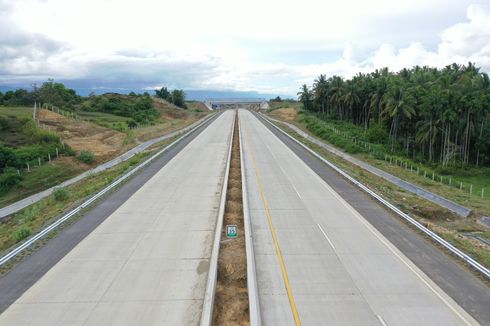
[13,227,32,243]
[366,123,389,144]
[372,151,386,160]
[63,145,76,156]
[22,120,60,144]
[78,150,95,164]
[53,187,70,201]
[0,167,22,192]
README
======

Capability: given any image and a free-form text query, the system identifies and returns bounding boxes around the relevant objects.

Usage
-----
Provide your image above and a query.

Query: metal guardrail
[200,111,235,325]
[258,112,490,280]
[0,113,219,268]
[238,111,261,325]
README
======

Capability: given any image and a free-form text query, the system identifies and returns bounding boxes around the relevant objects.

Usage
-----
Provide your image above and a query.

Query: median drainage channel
[212,112,250,325]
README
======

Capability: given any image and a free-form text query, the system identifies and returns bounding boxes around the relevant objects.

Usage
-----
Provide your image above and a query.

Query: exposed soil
[212,112,249,325]
[269,108,298,121]
[37,109,126,163]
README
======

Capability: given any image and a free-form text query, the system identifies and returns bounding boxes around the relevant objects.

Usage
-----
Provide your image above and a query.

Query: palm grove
[298,63,490,167]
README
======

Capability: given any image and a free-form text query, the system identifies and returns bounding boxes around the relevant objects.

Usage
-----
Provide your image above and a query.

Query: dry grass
[38,109,126,163]
[213,112,249,326]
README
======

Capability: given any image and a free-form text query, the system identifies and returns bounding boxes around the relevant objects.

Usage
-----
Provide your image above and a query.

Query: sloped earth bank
[212,112,249,325]
[37,109,126,163]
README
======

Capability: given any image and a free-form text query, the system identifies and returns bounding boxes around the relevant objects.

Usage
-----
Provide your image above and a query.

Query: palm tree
[313,74,329,114]
[297,84,313,111]
[383,85,415,151]
[342,80,360,124]
[329,76,344,118]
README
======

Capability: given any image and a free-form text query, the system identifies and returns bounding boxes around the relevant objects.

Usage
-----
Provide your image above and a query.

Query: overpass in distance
[204,98,269,110]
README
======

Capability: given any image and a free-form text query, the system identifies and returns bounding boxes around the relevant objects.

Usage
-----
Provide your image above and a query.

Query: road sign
[226,225,237,238]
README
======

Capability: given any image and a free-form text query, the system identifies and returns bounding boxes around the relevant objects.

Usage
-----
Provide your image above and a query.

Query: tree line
[0,79,81,108]
[154,86,186,108]
[298,63,490,166]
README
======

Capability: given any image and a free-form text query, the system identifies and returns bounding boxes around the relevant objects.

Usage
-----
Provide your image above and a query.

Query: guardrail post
[460,182,463,190]
[38,157,41,166]
[27,163,30,172]
[56,148,59,158]
[48,153,51,162]
[470,184,473,195]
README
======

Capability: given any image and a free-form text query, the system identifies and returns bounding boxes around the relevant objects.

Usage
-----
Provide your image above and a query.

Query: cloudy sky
[0,0,489,97]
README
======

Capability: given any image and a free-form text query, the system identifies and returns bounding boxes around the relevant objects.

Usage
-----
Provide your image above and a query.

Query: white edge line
[0,112,219,268]
[376,314,388,326]
[258,112,481,326]
[317,224,335,249]
[265,144,301,200]
[238,109,262,326]
[199,111,235,326]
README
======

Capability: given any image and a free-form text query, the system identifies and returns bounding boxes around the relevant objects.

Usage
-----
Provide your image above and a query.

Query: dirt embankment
[37,109,126,163]
[212,112,249,325]
[268,107,298,121]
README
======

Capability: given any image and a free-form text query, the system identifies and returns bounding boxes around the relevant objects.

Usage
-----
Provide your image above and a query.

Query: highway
[0,110,234,325]
[0,108,488,326]
[239,110,480,325]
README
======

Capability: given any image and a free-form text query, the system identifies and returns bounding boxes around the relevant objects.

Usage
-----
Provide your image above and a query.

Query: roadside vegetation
[154,86,187,108]
[291,113,490,215]
[0,106,75,197]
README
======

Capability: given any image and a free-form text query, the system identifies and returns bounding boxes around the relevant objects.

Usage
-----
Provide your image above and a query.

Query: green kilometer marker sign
[226,225,237,238]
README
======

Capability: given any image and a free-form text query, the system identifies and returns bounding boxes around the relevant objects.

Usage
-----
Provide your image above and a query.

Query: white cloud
[0,0,489,96]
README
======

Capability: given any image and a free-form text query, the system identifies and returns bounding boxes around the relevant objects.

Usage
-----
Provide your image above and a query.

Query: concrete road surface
[0,110,234,326]
[239,109,478,326]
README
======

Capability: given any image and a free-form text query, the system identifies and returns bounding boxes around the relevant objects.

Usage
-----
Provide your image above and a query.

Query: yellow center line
[243,123,301,326]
